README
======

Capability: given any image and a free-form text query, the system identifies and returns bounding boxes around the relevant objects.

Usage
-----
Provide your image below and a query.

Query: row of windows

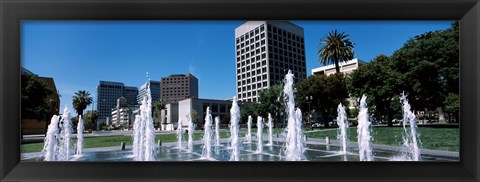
[236,24,265,44]
[268,24,304,43]
[237,94,259,103]
[236,45,266,57]
[237,80,268,89]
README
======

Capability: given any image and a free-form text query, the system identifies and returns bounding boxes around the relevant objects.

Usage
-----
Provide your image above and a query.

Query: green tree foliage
[152,99,166,126]
[72,90,93,117]
[84,110,99,130]
[255,84,285,125]
[348,54,402,126]
[390,22,459,121]
[295,73,349,127]
[21,73,53,120]
[318,30,355,73]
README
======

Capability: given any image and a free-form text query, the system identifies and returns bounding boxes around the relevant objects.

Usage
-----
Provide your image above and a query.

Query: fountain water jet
[132,115,141,158]
[283,70,305,161]
[176,119,183,149]
[336,103,348,154]
[266,113,273,146]
[245,115,252,143]
[202,107,213,159]
[132,80,157,161]
[215,116,220,146]
[187,116,194,153]
[58,106,73,161]
[229,97,240,161]
[43,115,60,161]
[76,115,84,155]
[256,116,264,153]
[399,92,421,161]
[357,95,373,161]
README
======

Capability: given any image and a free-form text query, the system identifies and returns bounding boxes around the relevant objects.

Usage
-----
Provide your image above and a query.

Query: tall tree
[152,99,166,129]
[318,30,355,73]
[21,73,53,121]
[72,90,93,117]
[84,110,99,130]
[256,84,285,126]
[295,73,349,127]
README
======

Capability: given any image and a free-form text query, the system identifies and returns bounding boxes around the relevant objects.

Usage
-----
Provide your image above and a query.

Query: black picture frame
[1,0,479,181]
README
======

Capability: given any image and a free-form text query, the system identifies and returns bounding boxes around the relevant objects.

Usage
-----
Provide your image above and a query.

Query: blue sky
[22,21,453,115]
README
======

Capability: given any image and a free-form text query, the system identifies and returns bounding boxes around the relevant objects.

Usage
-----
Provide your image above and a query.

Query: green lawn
[21,131,232,153]
[22,127,459,153]
[304,127,460,152]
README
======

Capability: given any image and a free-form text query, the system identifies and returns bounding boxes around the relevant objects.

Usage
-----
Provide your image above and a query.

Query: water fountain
[58,106,73,161]
[336,103,348,154]
[202,107,213,159]
[398,92,421,161]
[245,115,252,143]
[266,113,273,146]
[43,115,60,161]
[357,95,373,161]
[215,116,220,146]
[283,70,305,161]
[256,116,264,153]
[187,116,194,153]
[76,115,84,155]
[229,97,240,161]
[176,119,183,149]
[132,81,156,161]
[132,115,141,158]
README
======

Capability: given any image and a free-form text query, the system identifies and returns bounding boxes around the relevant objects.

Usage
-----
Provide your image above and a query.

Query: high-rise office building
[137,80,161,104]
[160,73,198,104]
[96,81,138,122]
[124,86,139,105]
[235,21,307,102]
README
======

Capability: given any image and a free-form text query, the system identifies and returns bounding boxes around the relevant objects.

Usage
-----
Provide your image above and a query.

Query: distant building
[111,97,137,129]
[96,81,138,129]
[160,73,198,104]
[235,21,307,103]
[311,58,366,76]
[160,103,179,131]
[178,98,233,129]
[124,86,139,105]
[137,80,161,104]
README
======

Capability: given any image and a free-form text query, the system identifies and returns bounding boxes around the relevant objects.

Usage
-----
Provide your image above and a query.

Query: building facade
[160,74,199,104]
[137,80,161,104]
[235,21,307,103]
[124,86,139,105]
[96,81,138,126]
[178,98,233,129]
[311,58,366,76]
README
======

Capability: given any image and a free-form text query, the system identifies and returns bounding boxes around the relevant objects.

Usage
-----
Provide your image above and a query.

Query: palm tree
[152,99,166,129]
[72,90,93,117]
[318,30,355,73]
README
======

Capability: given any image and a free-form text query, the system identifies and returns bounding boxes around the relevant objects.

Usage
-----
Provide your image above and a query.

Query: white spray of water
[43,115,60,161]
[283,70,305,161]
[229,97,240,161]
[215,116,220,146]
[177,119,183,149]
[357,95,373,161]
[245,115,252,143]
[399,92,421,161]
[132,115,141,158]
[295,108,305,157]
[76,115,84,155]
[266,113,273,146]
[58,106,72,161]
[256,116,264,153]
[132,80,156,161]
[187,116,194,153]
[336,103,349,154]
[202,107,213,159]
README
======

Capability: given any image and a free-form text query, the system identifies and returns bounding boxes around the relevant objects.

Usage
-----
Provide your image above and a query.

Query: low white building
[160,103,178,131]
[312,58,366,76]
[178,98,233,130]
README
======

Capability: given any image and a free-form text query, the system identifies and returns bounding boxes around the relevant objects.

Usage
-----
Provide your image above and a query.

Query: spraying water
[76,115,84,155]
[245,115,252,143]
[256,116,264,153]
[132,115,141,158]
[202,107,213,159]
[229,97,241,161]
[43,115,60,161]
[132,80,157,161]
[283,70,305,161]
[336,103,349,154]
[399,92,421,161]
[357,95,373,161]
[177,120,183,149]
[58,106,73,161]
[187,116,194,153]
[215,116,220,146]
[295,108,305,157]
[266,113,273,146]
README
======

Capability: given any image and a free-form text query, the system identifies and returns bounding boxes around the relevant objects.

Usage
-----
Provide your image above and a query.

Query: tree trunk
[335,61,340,73]
[437,107,447,124]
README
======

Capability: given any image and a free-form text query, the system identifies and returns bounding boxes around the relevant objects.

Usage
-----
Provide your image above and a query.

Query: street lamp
[306,96,313,129]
